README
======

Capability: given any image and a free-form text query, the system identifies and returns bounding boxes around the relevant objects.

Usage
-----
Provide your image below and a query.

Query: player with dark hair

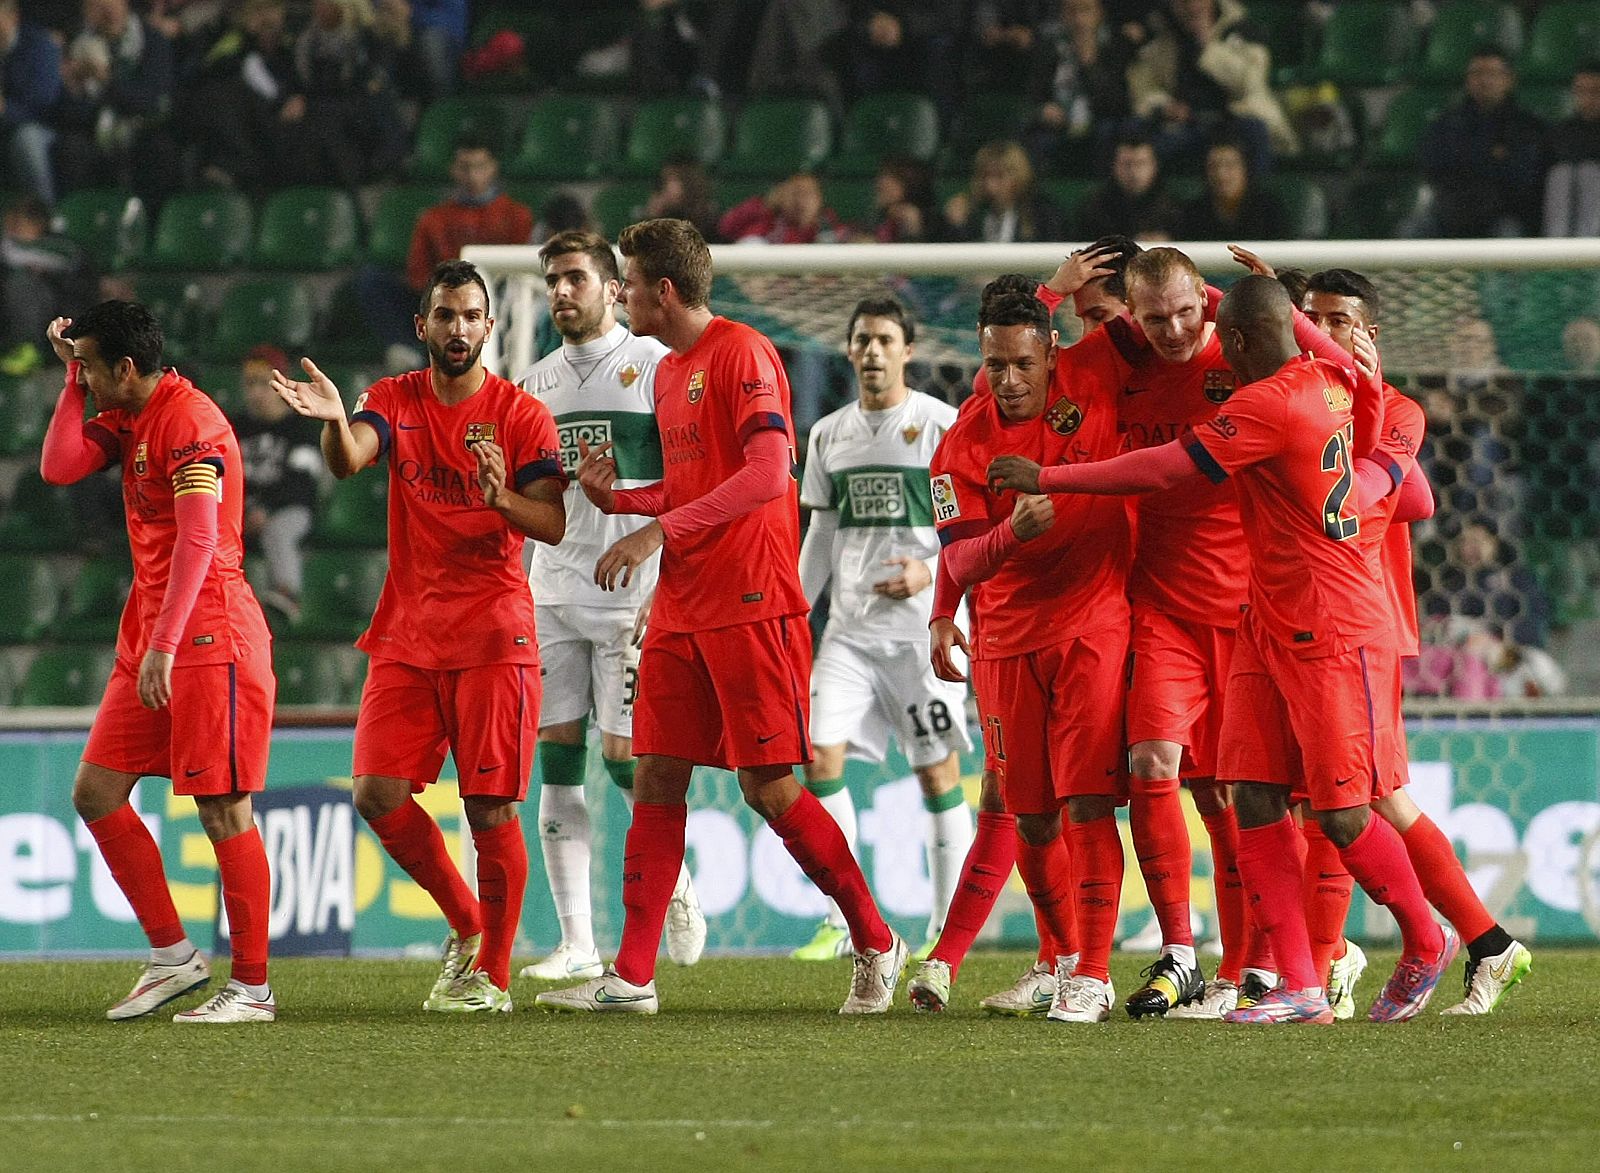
[40,301,278,1023]
[274,259,568,1014]
[538,219,907,1015]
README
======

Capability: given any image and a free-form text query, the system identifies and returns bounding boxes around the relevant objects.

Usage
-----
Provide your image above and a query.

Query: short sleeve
[723,332,792,444]
[929,429,986,535]
[157,397,232,483]
[351,379,393,459]
[511,394,566,490]
[1186,380,1288,482]
[800,423,834,510]
[1375,390,1425,484]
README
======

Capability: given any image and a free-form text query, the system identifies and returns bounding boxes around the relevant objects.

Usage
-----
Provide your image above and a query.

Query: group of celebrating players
[37,211,1531,1025]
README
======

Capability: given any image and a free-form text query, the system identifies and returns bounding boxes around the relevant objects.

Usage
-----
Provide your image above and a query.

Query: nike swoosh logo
[756,733,780,744]
[476,764,501,774]
[397,422,424,430]
[595,989,652,1004]
[1489,955,1520,981]
[1123,387,1151,396]
[184,767,210,778]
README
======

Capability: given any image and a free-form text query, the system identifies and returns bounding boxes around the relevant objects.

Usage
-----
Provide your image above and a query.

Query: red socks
[367,800,482,940]
[85,805,185,949]
[1402,814,1496,943]
[613,802,687,986]
[1200,805,1245,983]
[772,788,892,955]
[1336,814,1444,959]
[471,819,527,990]
[931,811,1017,976]
[1130,776,1193,948]
[214,825,270,987]
[1067,815,1123,983]
[1236,815,1318,990]
[1301,817,1354,981]
[1015,833,1076,963]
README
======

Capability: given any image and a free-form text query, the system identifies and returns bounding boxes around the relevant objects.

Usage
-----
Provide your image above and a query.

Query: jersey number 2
[1320,423,1358,542]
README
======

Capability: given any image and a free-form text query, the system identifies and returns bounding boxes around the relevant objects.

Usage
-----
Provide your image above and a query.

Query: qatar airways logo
[557,420,610,474]
[395,459,481,507]
[847,472,906,520]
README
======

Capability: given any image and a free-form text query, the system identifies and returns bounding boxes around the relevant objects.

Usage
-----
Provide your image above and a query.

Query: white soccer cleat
[1166,978,1240,1020]
[173,981,275,1024]
[107,952,210,1020]
[1326,940,1369,1021]
[665,870,707,967]
[840,931,908,1015]
[426,930,481,1006]
[1441,940,1532,1016]
[520,942,605,981]
[907,958,951,1013]
[1048,974,1115,1023]
[426,970,512,1013]
[535,968,659,1014]
[979,960,1059,1018]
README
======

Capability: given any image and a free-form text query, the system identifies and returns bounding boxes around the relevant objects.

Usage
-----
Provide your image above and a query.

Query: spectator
[736,0,849,109]
[1077,134,1183,240]
[718,172,847,243]
[179,0,297,191]
[1563,315,1600,374]
[968,1,1052,92]
[839,2,965,112]
[1125,0,1295,175]
[868,156,939,242]
[533,192,593,242]
[1179,137,1285,239]
[51,0,181,203]
[1419,46,1545,238]
[231,344,322,621]
[942,140,1063,243]
[144,0,230,78]
[403,0,468,100]
[0,0,63,207]
[1,196,98,373]
[1027,0,1135,174]
[645,157,721,243]
[1543,61,1600,237]
[623,0,708,95]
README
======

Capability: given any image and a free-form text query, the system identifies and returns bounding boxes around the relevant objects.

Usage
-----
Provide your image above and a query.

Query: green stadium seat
[1421,1,1524,84]
[147,190,254,271]
[133,275,205,363]
[293,549,387,641]
[273,641,348,705]
[15,645,116,706]
[52,188,148,271]
[591,181,653,238]
[313,474,389,548]
[940,93,1030,174]
[822,179,878,230]
[49,557,133,643]
[831,93,940,177]
[723,99,833,179]
[254,187,361,271]
[0,556,58,643]
[1518,85,1571,123]
[620,98,727,178]
[1520,1,1600,83]
[1262,174,1329,238]
[1371,87,1451,167]
[1246,2,1316,85]
[412,97,518,181]
[368,185,443,270]
[206,278,316,362]
[0,374,46,456]
[1310,2,1419,87]
[0,475,82,552]
[507,96,621,181]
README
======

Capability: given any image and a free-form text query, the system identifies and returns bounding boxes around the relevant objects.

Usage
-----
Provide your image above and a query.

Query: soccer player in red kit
[274,261,567,1013]
[40,302,277,1023]
[536,218,906,1015]
[990,275,1458,1025]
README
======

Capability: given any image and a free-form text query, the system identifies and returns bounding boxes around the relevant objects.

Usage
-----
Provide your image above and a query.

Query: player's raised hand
[873,556,932,599]
[272,357,346,422]
[596,521,664,591]
[136,648,174,710]
[472,440,507,509]
[987,455,1043,494]
[930,617,971,683]
[576,438,619,512]
[46,317,77,365]
[1009,493,1055,541]
[1045,247,1120,297]
[1227,244,1276,278]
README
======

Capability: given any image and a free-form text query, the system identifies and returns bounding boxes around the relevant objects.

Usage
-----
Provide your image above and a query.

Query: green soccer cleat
[907,959,951,1013]
[426,930,481,1005]
[424,970,512,1013]
[791,921,850,961]
[1326,940,1368,1021]
[1125,952,1204,1019]
[1441,941,1532,1016]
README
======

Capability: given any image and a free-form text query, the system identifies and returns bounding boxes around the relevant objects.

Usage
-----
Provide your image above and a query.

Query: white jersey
[521,323,669,609]
[801,390,958,643]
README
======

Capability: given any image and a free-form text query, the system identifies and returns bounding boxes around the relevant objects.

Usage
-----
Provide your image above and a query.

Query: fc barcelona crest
[902,423,922,443]
[619,363,641,388]
[1204,369,1236,404]
[464,421,497,449]
[1044,396,1083,436]
[688,370,706,403]
[133,440,148,477]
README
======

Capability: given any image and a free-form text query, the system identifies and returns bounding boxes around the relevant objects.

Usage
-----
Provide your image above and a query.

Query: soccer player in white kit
[792,296,974,961]
[518,230,704,980]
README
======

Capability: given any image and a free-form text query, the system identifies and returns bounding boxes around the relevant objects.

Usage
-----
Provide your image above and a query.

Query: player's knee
[1129,740,1181,783]
[463,796,516,832]
[740,766,800,821]
[1068,794,1117,825]
[71,778,114,823]
[1188,778,1229,815]
[194,794,253,842]
[1231,781,1286,829]
[352,777,407,823]
[1014,811,1061,846]
[913,754,960,800]
[1314,804,1369,849]
[1371,790,1419,833]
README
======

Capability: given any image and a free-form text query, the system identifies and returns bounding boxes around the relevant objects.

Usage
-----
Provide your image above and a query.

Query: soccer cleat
[106,952,210,1020]
[979,961,1059,1018]
[520,942,605,981]
[535,968,659,1014]
[664,872,707,967]
[907,959,951,1013]
[1369,925,1461,1023]
[1441,940,1532,1017]
[426,930,481,1005]
[1048,974,1115,1023]
[1223,986,1334,1025]
[1125,953,1204,1019]
[791,921,850,961]
[1325,940,1369,1021]
[840,931,908,1015]
[173,981,276,1024]
[1166,978,1240,1020]
[425,970,512,1013]
[1236,972,1275,1010]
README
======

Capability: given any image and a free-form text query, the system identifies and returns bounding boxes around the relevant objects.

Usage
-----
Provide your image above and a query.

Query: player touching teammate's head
[1125,246,1207,364]
[1303,268,1381,357]
[63,300,164,408]
[846,296,916,404]
[1274,267,1310,306]
[540,230,622,344]
[1215,274,1297,383]
[978,292,1056,420]
[417,260,494,379]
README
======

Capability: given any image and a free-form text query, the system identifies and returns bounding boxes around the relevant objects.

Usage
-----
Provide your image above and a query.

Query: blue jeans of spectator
[5,121,56,206]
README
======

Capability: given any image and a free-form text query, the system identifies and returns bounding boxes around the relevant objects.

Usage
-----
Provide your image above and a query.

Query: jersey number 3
[1320,423,1358,542]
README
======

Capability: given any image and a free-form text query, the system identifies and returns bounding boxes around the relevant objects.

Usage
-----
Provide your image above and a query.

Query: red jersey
[930,373,1130,660]
[1186,355,1390,659]
[650,316,808,633]
[83,371,270,666]
[1362,387,1425,657]
[350,368,564,669]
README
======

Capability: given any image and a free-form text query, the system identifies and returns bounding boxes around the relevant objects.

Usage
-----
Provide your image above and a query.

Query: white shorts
[809,631,972,769]
[536,603,641,737]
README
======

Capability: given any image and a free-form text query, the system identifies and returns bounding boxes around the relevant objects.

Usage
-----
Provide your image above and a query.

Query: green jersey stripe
[829,465,935,529]
[554,410,664,481]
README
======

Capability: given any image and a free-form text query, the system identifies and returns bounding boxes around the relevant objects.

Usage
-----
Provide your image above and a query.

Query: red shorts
[353,658,537,799]
[1218,616,1402,812]
[972,623,1128,817]
[633,615,811,771]
[1126,605,1236,778]
[84,646,276,795]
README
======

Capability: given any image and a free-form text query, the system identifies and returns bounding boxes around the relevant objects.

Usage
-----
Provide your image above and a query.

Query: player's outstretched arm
[39,318,115,484]
[473,440,565,544]
[990,440,1204,497]
[271,357,377,478]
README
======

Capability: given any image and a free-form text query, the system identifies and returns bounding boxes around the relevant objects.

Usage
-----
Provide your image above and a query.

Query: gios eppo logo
[557,419,612,473]
[847,471,907,520]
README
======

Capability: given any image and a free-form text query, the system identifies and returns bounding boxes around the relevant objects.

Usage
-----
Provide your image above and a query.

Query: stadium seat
[14,645,117,707]
[1520,1,1600,83]
[830,93,940,176]
[0,373,46,456]
[254,187,361,271]
[1309,2,1419,87]
[293,549,388,641]
[52,188,148,271]
[1518,85,1570,123]
[133,275,205,363]
[147,190,254,271]
[620,98,727,178]
[206,278,316,362]
[592,181,653,238]
[1421,1,1524,84]
[1263,174,1329,239]
[273,641,348,706]
[1370,87,1451,167]
[0,475,82,552]
[0,555,58,643]
[822,179,878,230]
[1246,2,1316,85]
[412,97,518,181]
[313,474,389,548]
[49,557,133,643]
[723,99,833,179]
[507,96,621,181]
[939,92,1031,174]
[367,185,443,270]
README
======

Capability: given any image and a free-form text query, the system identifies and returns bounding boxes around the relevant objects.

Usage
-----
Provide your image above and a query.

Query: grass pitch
[0,950,1595,1172]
